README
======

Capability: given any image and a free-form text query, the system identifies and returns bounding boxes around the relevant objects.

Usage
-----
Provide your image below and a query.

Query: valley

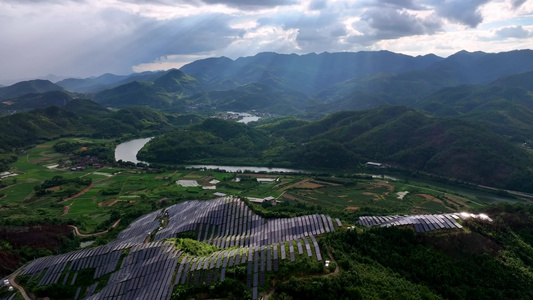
[2,49,533,299]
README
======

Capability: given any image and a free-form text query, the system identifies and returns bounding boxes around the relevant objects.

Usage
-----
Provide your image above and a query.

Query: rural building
[365,162,382,167]
[176,180,200,187]
[257,178,277,183]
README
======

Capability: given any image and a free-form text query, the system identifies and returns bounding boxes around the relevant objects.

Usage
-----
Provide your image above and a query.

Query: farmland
[2,139,533,299]
[1,138,529,234]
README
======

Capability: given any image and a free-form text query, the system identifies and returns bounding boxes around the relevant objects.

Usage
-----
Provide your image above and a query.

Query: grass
[1,137,529,235]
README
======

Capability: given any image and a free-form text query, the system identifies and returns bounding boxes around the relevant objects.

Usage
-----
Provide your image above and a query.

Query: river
[114,137,304,173]
[114,137,152,164]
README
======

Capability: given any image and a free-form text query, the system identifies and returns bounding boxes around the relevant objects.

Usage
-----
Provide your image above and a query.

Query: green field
[1,138,531,234]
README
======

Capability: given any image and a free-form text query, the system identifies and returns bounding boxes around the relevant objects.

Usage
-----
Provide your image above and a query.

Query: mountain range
[2,49,533,191]
[1,49,533,116]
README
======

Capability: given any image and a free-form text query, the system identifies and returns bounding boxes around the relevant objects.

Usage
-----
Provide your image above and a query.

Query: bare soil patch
[363,192,381,200]
[242,173,278,178]
[61,205,70,216]
[46,186,61,192]
[98,198,120,207]
[416,193,446,205]
[0,184,18,192]
[282,193,304,201]
[367,181,394,192]
[36,145,52,148]
[273,178,292,189]
[345,206,360,210]
[279,178,312,191]
[311,180,342,187]
[443,193,469,207]
[294,181,323,189]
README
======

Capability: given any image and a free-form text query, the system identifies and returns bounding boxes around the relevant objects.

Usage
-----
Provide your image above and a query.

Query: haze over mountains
[2,49,533,115]
[2,49,533,191]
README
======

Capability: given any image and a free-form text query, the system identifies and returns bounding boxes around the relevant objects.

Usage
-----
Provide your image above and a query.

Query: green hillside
[271,106,533,189]
[94,81,173,108]
[136,106,533,191]
[492,70,533,91]
[182,82,319,114]
[137,118,286,165]
[153,69,201,95]
[417,85,533,142]
[0,90,74,113]
[0,79,64,99]
[63,98,111,117]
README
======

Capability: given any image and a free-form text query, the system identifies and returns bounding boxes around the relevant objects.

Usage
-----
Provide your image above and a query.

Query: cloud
[0,0,530,80]
[350,8,442,45]
[117,0,298,10]
[309,0,327,10]
[432,0,490,28]
[511,0,527,9]
[494,25,532,39]
[0,6,244,79]
[257,11,353,53]
[373,0,425,10]
[201,0,298,8]
[0,0,85,3]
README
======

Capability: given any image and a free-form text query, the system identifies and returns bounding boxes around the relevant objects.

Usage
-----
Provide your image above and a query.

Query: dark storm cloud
[431,0,490,28]
[87,11,245,75]
[0,8,244,79]
[128,13,245,57]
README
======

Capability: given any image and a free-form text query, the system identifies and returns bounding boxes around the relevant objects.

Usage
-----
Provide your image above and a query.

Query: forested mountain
[180,51,443,95]
[417,84,533,142]
[491,70,533,91]
[94,81,174,108]
[426,49,533,84]
[0,102,201,171]
[182,82,320,114]
[56,71,165,93]
[26,49,531,114]
[271,106,533,188]
[138,106,533,190]
[0,79,64,100]
[63,98,111,117]
[0,90,74,112]
[137,118,287,166]
[3,49,533,190]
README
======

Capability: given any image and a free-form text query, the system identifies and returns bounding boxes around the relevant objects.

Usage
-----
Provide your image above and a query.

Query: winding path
[8,270,31,300]
[68,219,121,238]
[59,174,116,203]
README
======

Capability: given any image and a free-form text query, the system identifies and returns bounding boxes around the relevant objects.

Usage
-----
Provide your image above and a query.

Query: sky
[0,0,532,83]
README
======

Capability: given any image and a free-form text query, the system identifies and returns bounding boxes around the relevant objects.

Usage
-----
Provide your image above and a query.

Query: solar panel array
[17,197,339,300]
[358,213,492,232]
[0,294,15,300]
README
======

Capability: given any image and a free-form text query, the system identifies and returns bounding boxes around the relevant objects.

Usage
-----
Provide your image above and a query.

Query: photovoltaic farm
[357,212,492,233]
[17,196,340,299]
